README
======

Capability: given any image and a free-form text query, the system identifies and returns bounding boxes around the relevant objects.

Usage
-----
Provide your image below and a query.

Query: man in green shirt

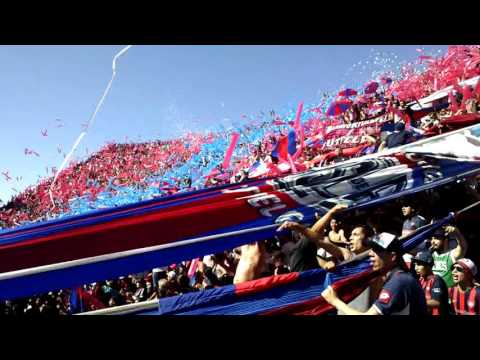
[430,226,468,288]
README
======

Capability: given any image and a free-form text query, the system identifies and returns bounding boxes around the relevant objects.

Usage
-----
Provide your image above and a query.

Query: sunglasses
[452,266,464,273]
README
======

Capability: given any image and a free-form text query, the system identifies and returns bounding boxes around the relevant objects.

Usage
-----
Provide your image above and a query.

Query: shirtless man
[233,241,268,284]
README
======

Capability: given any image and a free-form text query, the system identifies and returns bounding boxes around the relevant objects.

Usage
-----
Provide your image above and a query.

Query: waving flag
[248,160,269,178]
[326,100,351,117]
[364,81,379,94]
[271,130,296,161]
[338,89,358,97]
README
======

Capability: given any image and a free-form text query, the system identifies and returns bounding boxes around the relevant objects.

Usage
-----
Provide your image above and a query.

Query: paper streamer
[294,101,304,129]
[48,45,133,207]
[222,132,240,170]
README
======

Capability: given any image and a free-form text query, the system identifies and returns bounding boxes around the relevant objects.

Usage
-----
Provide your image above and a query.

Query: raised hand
[444,226,458,235]
[277,221,305,233]
[321,286,339,305]
[331,203,349,213]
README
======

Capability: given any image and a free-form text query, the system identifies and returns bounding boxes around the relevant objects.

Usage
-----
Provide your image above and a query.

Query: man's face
[452,265,469,285]
[402,206,413,217]
[430,237,445,251]
[330,219,338,230]
[414,263,429,278]
[348,227,366,253]
[368,249,395,272]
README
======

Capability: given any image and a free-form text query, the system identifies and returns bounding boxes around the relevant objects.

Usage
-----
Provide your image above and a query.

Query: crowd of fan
[0,136,208,228]
[1,80,479,229]
[3,87,480,315]
[2,86,480,315]
[2,47,480,315]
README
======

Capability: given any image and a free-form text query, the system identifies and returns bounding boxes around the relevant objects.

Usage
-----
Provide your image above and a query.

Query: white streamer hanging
[49,45,133,207]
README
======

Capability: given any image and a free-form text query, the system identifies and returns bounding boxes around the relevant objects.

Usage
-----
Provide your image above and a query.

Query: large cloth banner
[320,134,372,150]
[148,213,454,316]
[1,125,480,300]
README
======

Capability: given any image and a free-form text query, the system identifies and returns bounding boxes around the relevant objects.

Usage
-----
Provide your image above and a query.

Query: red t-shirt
[449,286,480,315]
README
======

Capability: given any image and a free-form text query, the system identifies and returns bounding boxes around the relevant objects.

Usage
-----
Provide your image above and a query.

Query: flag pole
[455,200,480,217]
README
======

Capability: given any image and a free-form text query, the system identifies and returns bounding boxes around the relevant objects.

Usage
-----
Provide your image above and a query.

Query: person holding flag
[430,226,468,288]
[278,205,373,263]
[321,233,428,315]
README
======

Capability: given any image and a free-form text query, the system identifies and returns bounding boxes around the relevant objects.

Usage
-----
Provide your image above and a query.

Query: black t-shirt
[373,268,428,315]
[419,274,451,315]
[288,237,320,272]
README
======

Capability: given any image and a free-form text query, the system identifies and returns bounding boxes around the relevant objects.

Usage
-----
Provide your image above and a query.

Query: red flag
[272,135,289,161]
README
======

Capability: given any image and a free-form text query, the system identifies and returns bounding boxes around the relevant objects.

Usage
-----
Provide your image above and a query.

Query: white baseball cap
[455,258,478,276]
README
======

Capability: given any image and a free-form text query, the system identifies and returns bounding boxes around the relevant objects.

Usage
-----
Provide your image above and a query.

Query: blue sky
[0,45,448,203]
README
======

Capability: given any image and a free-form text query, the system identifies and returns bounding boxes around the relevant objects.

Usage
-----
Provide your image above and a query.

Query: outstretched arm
[311,204,348,233]
[446,226,468,261]
[277,223,349,262]
[277,204,349,261]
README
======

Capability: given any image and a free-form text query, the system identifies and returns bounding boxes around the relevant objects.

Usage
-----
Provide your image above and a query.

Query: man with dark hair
[401,202,427,238]
[412,251,451,315]
[430,226,468,288]
[272,251,289,275]
[279,220,373,265]
[321,233,428,315]
[276,204,352,272]
[401,200,428,268]
[449,258,480,315]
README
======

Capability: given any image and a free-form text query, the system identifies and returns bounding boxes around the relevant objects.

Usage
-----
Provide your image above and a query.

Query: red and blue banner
[271,130,297,161]
[1,126,480,301]
[144,214,454,315]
